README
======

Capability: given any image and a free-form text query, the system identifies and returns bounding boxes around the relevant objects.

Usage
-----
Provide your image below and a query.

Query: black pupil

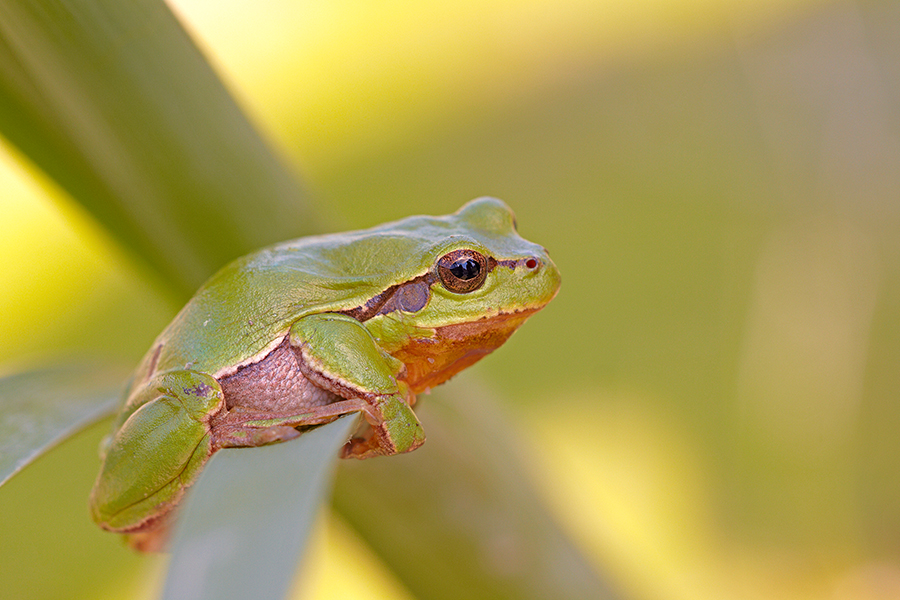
[450,258,480,280]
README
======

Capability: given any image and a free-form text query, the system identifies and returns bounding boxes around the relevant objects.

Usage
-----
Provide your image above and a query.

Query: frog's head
[423,196,560,323]
[361,197,561,392]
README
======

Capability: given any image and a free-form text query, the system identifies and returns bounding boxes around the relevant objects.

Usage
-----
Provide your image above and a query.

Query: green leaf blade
[0,364,126,487]
[0,0,317,295]
[163,415,357,600]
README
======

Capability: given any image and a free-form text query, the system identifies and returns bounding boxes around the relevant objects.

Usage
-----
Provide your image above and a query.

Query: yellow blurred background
[2,0,899,598]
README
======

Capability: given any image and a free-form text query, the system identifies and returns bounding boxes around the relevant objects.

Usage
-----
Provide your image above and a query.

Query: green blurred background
[2,0,899,598]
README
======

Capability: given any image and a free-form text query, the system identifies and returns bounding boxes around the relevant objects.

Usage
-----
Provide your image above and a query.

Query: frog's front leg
[288,313,426,459]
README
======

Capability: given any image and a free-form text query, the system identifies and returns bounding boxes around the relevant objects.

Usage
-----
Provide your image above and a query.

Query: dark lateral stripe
[339,284,399,321]
[339,256,504,322]
[340,272,435,321]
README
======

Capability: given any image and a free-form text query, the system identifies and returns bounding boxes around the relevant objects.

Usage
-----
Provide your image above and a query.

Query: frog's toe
[340,435,381,459]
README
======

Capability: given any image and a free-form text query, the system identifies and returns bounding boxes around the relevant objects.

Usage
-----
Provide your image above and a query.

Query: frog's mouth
[392,307,542,394]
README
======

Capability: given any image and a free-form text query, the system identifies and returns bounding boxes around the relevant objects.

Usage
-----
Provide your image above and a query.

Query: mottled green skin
[89,198,560,539]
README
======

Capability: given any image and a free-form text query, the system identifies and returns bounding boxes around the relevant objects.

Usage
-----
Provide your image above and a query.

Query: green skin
[89,198,560,541]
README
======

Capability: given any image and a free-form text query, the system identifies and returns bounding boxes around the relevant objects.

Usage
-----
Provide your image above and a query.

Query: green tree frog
[89,197,560,546]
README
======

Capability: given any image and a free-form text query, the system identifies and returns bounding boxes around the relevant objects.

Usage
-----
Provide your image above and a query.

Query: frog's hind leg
[210,397,375,448]
[89,371,223,535]
[211,394,423,460]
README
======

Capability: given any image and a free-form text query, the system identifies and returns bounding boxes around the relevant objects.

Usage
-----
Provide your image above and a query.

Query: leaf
[0,0,318,296]
[333,379,623,600]
[162,414,357,600]
[0,363,127,487]
[0,2,613,598]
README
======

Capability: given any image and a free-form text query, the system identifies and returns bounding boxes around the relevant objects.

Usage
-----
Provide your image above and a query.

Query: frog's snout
[516,251,557,278]
[518,252,561,300]
[521,256,541,271]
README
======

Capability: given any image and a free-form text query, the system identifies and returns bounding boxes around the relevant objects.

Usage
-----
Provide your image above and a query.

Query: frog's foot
[211,395,424,459]
[342,429,388,459]
[342,395,425,459]
[125,522,172,553]
[212,410,303,448]
[342,436,374,458]
[211,398,372,449]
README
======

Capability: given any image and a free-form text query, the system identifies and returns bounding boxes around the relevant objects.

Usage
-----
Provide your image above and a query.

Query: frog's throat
[391,307,541,394]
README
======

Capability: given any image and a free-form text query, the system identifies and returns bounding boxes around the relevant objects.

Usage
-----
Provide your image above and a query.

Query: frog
[88,197,560,546]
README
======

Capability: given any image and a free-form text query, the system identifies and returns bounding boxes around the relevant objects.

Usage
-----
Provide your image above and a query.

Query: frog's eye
[437,249,488,293]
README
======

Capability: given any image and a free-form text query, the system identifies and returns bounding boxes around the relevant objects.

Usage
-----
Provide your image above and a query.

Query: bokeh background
[2,0,899,598]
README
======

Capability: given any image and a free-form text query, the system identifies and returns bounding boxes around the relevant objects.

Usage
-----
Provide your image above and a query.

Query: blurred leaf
[0,1,613,598]
[334,378,623,600]
[0,0,317,297]
[163,415,357,600]
[0,363,127,487]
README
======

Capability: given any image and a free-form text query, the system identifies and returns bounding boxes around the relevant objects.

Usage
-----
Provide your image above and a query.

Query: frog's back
[132,198,529,386]
[146,235,402,378]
